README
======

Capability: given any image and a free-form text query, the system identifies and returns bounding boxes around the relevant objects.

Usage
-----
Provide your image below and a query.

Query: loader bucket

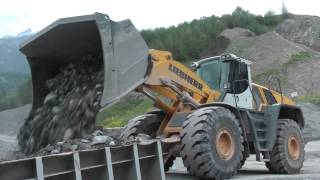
[20,13,150,111]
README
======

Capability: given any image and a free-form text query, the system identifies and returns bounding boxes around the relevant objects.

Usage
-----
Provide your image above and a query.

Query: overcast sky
[0,0,319,38]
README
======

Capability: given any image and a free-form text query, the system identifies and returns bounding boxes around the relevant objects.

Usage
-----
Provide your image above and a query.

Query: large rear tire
[266,119,304,174]
[120,111,175,171]
[180,107,244,180]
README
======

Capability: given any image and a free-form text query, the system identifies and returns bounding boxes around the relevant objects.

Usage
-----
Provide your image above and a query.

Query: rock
[52,106,62,114]
[135,133,154,145]
[276,15,320,52]
[51,147,61,154]
[109,141,116,146]
[45,145,54,152]
[44,93,57,104]
[136,133,152,140]
[92,130,104,136]
[17,54,104,155]
[95,84,103,89]
[80,139,90,143]
[57,141,64,146]
[91,136,113,145]
[52,115,59,122]
[62,143,73,152]
[72,145,78,151]
[63,128,73,141]
[79,143,92,150]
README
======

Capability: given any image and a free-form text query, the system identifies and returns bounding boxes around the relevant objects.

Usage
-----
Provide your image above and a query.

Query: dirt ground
[0,104,30,160]
[167,141,320,179]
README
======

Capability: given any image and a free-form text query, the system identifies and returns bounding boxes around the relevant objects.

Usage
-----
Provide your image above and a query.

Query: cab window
[252,85,263,108]
[197,60,222,90]
[263,89,277,105]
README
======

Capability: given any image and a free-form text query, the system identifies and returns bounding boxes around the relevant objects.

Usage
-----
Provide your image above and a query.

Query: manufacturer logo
[169,64,203,90]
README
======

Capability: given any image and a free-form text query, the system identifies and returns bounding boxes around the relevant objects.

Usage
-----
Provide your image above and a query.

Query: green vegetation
[96,97,153,127]
[0,72,29,95]
[295,93,320,105]
[0,76,32,111]
[287,51,312,65]
[253,68,289,92]
[253,69,281,82]
[142,7,286,62]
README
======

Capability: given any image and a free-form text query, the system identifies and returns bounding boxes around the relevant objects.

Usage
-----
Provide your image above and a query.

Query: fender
[271,104,304,128]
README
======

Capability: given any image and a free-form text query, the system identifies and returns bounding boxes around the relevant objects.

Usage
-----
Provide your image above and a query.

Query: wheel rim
[288,135,300,160]
[215,128,235,160]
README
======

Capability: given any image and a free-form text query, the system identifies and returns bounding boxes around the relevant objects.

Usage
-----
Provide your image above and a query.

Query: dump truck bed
[2,141,320,180]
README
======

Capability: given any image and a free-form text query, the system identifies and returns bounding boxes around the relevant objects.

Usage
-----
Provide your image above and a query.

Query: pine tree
[282,1,289,18]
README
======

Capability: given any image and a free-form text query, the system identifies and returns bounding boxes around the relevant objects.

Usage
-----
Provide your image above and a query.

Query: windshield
[197,60,221,90]
[197,58,249,94]
[197,58,230,91]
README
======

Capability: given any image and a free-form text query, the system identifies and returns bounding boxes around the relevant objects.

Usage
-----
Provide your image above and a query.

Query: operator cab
[191,54,254,109]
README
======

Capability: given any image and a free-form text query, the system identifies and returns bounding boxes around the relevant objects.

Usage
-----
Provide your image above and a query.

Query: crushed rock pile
[18,55,104,155]
[14,130,153,159]
[298,102,320,142]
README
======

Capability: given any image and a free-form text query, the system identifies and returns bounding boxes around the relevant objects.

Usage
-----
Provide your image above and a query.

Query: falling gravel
[17,55,104,154]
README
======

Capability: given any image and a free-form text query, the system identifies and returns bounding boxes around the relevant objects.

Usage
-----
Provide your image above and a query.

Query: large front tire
[180,107,244,180]
[266,119,304,174]
[120,112,164,141]
[120,111,175,171]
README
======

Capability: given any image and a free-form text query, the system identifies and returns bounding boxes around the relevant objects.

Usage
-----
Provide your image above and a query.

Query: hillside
[276,14,320,51]
[0,33,32,111]
[0,35,30,74]
[141,7,283,62]
[100,12,320,126]
[0,72,29,94]
[201,24,320,96]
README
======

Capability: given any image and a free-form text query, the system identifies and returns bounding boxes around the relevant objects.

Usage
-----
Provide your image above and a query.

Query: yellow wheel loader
[19,13,305,180]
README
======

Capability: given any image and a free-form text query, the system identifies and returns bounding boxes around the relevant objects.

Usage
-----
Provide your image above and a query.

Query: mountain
[200,14,320,97]
[17,28,33,37]
[0,35,31,74]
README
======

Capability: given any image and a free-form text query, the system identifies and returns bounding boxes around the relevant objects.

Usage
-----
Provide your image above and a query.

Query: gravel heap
[13,129,153,159]
[298,102,320,142]
[18,55,104,154]
[22,130,119,158]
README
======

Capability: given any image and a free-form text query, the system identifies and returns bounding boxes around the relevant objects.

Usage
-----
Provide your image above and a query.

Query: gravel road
[0,104,31,160]
[167,141,320,179]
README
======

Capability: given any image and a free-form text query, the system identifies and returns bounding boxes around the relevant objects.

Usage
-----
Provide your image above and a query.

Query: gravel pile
[18,55,104,154]
[13,130,153,159]
[20,130,119,158]
[298,102,320,142]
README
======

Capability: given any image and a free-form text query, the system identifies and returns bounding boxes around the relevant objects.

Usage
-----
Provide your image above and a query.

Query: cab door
[223,61,254,109]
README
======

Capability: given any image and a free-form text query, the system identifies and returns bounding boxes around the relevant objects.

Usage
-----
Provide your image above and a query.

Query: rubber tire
[180,107,244,180]
[120,112,163,141]
[266,119,305,174]
[120,111,175,171]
